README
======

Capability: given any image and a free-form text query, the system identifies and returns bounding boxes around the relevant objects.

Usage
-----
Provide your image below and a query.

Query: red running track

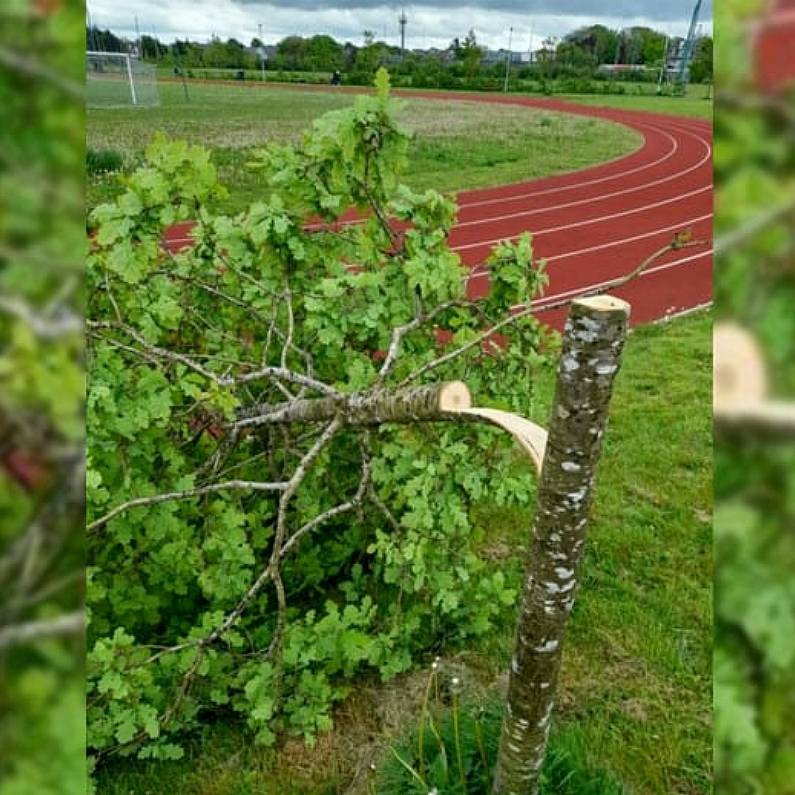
[163,88,713,330]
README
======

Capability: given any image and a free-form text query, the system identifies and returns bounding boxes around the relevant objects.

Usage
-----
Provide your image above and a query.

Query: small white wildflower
[431,661,439,671]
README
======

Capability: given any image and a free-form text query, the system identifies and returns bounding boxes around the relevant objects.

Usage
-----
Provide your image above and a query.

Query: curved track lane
[163,88,713,330]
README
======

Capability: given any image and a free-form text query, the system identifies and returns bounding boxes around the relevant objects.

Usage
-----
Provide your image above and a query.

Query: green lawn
[95,311,712,795]
[555,89,713,119]
[528,310,712,793]
[87,82,641,212]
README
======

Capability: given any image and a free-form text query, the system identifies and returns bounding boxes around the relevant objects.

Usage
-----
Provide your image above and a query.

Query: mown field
[96,311,712,795]
[86,82,643,212]
[153,65,713,116]
[555,89,712,119]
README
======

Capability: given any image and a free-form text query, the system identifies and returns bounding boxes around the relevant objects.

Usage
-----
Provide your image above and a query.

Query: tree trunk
[236,382,549,474]
[236,381,472,427]
[491,295,630,795]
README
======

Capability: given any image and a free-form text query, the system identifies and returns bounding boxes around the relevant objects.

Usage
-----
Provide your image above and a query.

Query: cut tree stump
[492,294,630,795]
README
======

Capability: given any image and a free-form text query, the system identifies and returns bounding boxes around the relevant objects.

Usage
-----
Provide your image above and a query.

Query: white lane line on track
[307,121,674,230]
[307,120,711,233]
[455,123,677,210]
[649,302,713,325]
[465,213,714,283]
[454,128,711,228]
[452,184,712,251]
[453,114,712,212]
[538,213,712,263]
[530,248,712,307]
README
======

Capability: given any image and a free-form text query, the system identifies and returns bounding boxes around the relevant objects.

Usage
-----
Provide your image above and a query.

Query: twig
[714,196,795,256]
[397,304,535,388]
[203,418,343,653]
[0,611,84,651]
[377,299,472,384]
[532,238,707,314]
[264,418,343,653]
[0,296,82,338]
[0,45,84,101]
[368,484,402,533]
[88,319,337,395]
[399,237,707,387]
[280,439,372,559]
[87,479,288,534]
[88,319,225,383]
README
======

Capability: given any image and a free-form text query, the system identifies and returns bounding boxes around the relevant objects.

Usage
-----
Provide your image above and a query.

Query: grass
[470,310,712,794]
[377,695,624,794]
[152,68,714,120]
[86,82,641,212]
[555,89,713,119]
[94,311,712,794]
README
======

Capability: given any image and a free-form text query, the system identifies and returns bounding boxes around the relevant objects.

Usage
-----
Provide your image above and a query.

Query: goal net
[86,51,159,108]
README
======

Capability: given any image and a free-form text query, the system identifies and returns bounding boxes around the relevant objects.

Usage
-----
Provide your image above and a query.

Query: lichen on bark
[492,295,630,795]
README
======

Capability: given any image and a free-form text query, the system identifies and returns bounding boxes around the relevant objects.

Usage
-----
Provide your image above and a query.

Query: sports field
[150,83,712,328]
[87,82,643,211]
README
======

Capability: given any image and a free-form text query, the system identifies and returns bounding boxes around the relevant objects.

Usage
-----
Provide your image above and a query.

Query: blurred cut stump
[714,322,795,437]
[492,295,630,795]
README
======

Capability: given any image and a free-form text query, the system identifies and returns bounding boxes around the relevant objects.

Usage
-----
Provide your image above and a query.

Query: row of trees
[85,24,712,84]
[552,24,711,82]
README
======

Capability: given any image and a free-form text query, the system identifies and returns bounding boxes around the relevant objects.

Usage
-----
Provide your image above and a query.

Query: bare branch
[228,365,338,395]
[88,319,225,383]
[89,319,337,396]
[0,611,84,651]
[280,438,373,559]
[532,238,708,314]
[0,45,84,100]
[399,237,707,387]
[206,418,343,648]
[87,479,288,534]
[0,295,82,338]
[397,305,535,388]
[377,299,474,384]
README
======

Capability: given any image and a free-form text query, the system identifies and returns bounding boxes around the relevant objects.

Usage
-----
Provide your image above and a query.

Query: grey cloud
[90,0,711,48]
[233,0,712,24]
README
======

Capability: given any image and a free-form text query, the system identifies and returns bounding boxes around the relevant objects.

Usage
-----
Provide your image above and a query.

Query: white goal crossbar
[87,51,136,104]
[86,51,159,108]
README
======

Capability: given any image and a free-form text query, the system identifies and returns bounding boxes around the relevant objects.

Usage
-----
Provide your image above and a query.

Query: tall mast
[678,0,703,84]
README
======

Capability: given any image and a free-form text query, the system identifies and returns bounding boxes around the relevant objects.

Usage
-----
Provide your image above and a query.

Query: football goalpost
[86,51,159,108]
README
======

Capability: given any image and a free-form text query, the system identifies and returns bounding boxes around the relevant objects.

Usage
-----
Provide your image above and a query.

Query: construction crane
[677,0,703,84]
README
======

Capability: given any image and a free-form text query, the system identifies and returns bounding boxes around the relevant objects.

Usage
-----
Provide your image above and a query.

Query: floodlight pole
[125,52,137,105]
[259,23,266,81]
[657,35,669,93]
[528,24,533,63]
[503,25,513,93]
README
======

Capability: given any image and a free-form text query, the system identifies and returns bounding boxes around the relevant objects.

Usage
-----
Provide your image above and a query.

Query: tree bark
[491,295,630,795]
[235,381,472,427]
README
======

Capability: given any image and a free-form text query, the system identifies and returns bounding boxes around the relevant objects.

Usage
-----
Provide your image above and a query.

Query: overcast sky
[87,0,712,51]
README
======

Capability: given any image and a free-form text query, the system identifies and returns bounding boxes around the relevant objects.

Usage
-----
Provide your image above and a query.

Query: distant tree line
[85,23,712,87]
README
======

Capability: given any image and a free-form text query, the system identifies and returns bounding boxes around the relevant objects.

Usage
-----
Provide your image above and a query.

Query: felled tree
[86,70,552,764]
